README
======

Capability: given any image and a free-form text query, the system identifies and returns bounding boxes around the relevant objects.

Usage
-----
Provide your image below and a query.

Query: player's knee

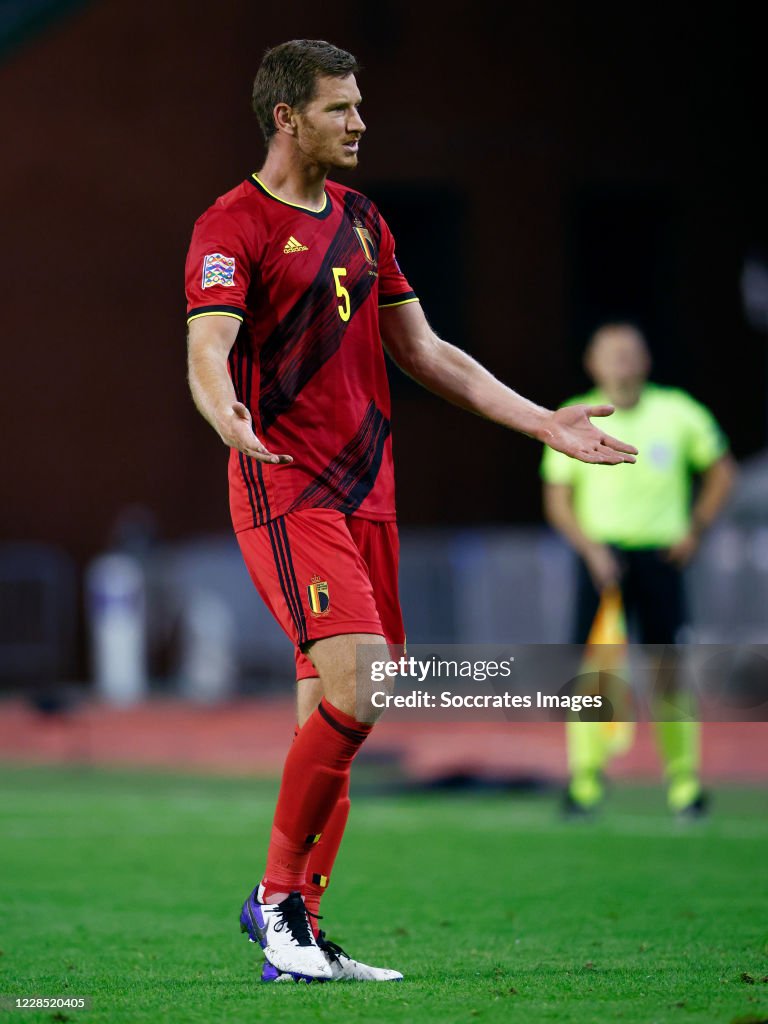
[325,659,391,724]
[304,633,390,724]
[354,671,394,724]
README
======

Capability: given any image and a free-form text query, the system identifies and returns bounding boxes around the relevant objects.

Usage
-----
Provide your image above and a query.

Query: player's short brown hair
[252,39,359,142]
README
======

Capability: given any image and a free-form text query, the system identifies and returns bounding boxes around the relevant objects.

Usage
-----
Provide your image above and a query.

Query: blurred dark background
[1,1,765,562]
[1,0,765,557]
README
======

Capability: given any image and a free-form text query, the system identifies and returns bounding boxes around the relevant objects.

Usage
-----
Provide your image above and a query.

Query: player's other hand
[540,405,638,465]
[217,402,293,465]
[665,532,699,568]
[584,543,622,590]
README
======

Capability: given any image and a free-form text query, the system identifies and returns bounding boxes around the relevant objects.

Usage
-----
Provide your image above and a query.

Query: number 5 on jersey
[333,267,350,322]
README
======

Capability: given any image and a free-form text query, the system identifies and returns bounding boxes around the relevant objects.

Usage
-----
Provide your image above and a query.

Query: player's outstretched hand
[218,402,293,465]
[539,404,638,465]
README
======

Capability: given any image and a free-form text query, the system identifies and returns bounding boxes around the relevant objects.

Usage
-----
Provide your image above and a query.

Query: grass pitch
[0,765,766,1024]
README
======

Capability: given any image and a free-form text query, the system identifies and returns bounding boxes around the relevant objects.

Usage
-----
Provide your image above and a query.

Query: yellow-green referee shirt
[540,385,728,548]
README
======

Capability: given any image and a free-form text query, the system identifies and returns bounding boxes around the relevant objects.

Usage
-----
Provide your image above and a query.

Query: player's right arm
[543,482,620,589]
[187,316,292,464]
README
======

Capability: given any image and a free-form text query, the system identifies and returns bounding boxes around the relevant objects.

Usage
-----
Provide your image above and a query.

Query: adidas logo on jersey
[283,236,309,254]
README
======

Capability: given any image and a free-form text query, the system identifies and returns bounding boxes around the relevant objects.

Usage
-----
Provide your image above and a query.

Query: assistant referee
[541,323,736,814]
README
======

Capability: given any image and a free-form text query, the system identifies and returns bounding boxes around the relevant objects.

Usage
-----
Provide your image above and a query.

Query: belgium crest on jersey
[352,218,377,267]
[307,575,330,616]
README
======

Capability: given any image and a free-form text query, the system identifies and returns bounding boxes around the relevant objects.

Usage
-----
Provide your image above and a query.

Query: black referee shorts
[572,547,687,645]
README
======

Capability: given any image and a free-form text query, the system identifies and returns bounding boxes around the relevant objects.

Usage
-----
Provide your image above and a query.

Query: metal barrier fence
[2,525,767,695]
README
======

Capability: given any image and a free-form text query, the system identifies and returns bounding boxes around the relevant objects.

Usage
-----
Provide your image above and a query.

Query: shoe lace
[316,928,347,962]
[273,893,315,947]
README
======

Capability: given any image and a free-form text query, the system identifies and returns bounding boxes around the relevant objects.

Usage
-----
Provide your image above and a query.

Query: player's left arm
[667,453,738,566]
[380,302,638,465]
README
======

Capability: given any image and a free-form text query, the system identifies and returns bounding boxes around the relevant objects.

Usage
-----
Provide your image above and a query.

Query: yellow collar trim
[252,174,328,214]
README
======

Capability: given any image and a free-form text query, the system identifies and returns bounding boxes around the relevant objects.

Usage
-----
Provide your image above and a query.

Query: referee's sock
[654,719,702,810]
[262,699,370,903]
[566,720,608,807]
[652,688,702,810]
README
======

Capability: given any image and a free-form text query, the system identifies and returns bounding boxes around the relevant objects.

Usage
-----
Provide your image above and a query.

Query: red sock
[262,699,370,901]
[303,776,351,936]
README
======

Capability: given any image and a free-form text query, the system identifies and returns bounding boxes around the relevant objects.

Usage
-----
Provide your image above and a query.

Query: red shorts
[236,508,405,680]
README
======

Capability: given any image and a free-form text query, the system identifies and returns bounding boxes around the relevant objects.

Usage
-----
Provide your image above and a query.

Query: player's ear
[583,347,595,379]
[273,102,297,136]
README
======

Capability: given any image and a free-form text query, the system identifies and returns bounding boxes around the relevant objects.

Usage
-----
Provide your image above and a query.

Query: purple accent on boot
[260,962,319,984]
[240,888,268,948]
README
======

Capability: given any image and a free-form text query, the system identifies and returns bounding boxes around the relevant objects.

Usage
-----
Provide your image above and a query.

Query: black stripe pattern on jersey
[258,193,381,432]
[288,400,390,515]
[228,328,270,527]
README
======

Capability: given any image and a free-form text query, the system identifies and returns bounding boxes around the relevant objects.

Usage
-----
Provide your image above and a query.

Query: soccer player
[541,323,736,817]
[185,39,638,983]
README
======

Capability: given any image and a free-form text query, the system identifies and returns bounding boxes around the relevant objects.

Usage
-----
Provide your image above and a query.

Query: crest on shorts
[307,574,330,616]
[352,219,377,267]
[202,253,236,288]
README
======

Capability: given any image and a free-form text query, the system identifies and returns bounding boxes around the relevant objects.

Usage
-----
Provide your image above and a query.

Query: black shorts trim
[267,518,307,645]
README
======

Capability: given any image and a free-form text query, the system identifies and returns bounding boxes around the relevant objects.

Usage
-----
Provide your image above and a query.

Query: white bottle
[86,553,148,705]
[178,588,236,703]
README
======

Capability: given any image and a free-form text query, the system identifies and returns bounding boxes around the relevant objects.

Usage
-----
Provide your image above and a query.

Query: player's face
[586,329,651,390]
[293,74,366,170]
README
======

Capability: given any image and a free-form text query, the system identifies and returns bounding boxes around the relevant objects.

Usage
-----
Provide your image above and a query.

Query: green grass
[0,766,767,1024]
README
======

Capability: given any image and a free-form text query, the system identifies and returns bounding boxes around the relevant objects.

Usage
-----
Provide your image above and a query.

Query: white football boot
[317,931,404,982]
[260,929,403,983]
[240,885,332,981]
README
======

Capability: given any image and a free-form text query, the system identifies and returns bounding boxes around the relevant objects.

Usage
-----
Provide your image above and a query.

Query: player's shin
[303,779,351,935]
[262,698,371,901]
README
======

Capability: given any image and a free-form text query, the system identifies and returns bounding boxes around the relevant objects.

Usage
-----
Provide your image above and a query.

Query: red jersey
[185,174,418,532]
